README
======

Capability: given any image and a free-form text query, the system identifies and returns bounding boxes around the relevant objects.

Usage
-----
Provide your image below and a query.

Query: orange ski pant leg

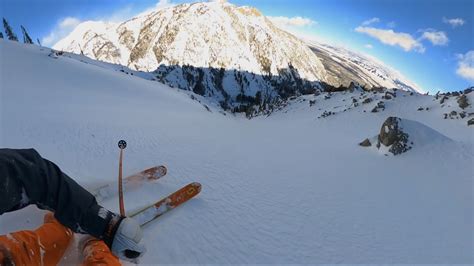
[0,214,73,265]
[82,239,121,266]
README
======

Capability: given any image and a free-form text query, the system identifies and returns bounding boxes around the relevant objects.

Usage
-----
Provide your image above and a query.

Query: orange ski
[130,182,202,226]
[93,165,167,202]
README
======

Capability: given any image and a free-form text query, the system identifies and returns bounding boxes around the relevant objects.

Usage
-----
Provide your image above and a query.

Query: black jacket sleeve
[0,148,120,240]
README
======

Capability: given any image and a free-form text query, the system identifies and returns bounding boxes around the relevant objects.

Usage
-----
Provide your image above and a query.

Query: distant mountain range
[54,1,423,110]
[307,41,422,93]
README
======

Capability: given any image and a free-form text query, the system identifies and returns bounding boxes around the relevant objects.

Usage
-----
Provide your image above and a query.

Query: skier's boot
[80,236,121,266]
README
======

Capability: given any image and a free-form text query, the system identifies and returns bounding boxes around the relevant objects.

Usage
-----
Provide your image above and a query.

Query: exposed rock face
[378,117,412,155]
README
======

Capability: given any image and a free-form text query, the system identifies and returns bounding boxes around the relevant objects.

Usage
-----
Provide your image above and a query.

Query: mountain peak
[54,1,421,110]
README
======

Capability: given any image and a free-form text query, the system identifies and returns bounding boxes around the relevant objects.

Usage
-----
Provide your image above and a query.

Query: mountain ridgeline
[54,1,422,114]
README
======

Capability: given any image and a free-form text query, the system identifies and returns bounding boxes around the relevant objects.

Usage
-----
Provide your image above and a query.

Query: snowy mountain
[1,39,473,264]
[307,41,423,92]
[54,1,325,105]
[53,1,421,111]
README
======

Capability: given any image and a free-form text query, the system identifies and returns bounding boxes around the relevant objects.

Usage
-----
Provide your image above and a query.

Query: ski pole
[118,140,127,216]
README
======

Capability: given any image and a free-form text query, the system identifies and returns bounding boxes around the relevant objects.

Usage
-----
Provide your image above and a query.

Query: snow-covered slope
[54,1,421,110]
[1,40,473,264]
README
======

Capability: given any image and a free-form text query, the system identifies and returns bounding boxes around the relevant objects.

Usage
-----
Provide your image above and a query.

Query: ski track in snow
[1,40,473,264]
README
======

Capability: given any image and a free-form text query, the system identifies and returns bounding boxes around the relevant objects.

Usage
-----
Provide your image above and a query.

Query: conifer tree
[0,32,3,39]
[3,18,18,41]
[21,25,33,44]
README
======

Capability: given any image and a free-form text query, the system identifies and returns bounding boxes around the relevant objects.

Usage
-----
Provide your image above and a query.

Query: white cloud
[42,17,81,47]
[59,17,81,28]
[156,0,175,8]
[420,29,449,46]
[355,26,425,53]
[112,0,175,20]
[98,5,134,22]
[364,44,373,49]
[268,16,316,28]
[361,17,380,26]
[456,51,474,81]
[387,21,396,28]
[443,17,465,28]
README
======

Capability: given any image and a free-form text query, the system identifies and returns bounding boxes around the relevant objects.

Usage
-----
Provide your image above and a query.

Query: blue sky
[1,0,473,92]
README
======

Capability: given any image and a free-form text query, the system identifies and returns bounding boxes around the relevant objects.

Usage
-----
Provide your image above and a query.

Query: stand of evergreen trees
[2,18,18,41]
[21,25,33,44]
[1,17,35,44]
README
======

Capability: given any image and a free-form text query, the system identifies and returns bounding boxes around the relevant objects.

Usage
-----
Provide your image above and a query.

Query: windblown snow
[1,40,473,264]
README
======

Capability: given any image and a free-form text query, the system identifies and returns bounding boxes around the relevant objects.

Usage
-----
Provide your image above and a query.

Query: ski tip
[190,182,202,193]
[144,165,167,180]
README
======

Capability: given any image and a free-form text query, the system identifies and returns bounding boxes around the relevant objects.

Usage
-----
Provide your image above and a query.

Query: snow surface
[1,40,473,264]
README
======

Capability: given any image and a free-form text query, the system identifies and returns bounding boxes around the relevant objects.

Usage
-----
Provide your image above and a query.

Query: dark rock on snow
[457,94,469,109]
[468,118,474,126]
[359,138,372,147]
[362,98,373,104]
[378,117,412,155]
[440,96,448,104]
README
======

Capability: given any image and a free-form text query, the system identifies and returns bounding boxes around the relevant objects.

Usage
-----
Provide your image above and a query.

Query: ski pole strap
[103,215,124,248]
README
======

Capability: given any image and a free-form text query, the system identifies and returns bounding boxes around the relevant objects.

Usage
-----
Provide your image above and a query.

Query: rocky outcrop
[360,117,415,155]
[457,95,469,109]
[377,117,412,155]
